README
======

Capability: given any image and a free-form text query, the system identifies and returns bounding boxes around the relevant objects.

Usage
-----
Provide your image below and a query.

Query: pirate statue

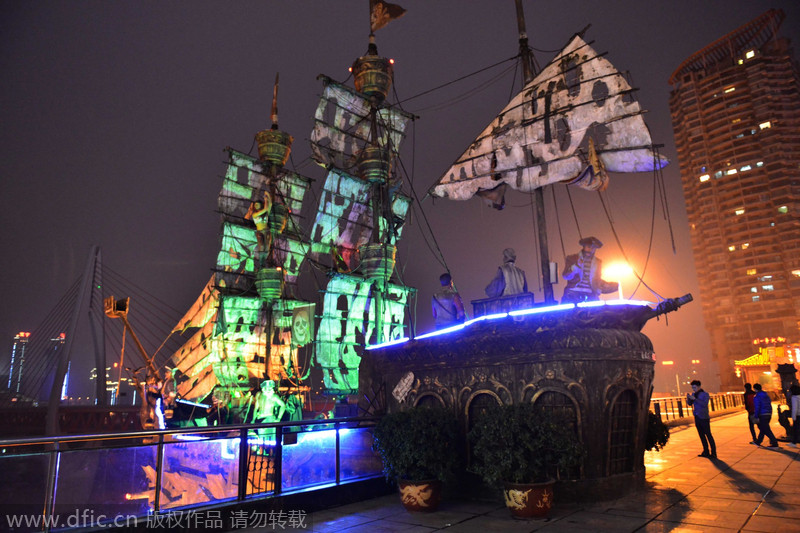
[561,236,618,304]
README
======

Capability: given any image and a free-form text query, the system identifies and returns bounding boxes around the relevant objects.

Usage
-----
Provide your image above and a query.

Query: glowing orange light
[348,67,352,72]
[661,361,674,366]
[389,58,395,64]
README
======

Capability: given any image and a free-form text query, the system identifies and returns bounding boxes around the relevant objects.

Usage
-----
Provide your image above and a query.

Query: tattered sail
[317,274,412,394]
[217,150,312,290]
[310,77,414,171]
[430,34,668,201]
[309,168,412,271]
[169,148,315,407]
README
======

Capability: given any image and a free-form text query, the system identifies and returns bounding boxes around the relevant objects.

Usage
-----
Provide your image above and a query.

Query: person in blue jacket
[686,380,716,458]
[752,383,779,449]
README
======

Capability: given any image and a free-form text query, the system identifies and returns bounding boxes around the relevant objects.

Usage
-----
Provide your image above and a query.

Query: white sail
[309,168,412,271]
[310,77,414,171]
[430,34,668,201]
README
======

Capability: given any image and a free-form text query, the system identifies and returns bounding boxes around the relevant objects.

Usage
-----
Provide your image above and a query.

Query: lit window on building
[699,174,710,182]
[726,169,738,175]
[738,59,744,65]
[728,245,736,252]
[735,208,745,215]
[756,161,764,167]
[778,206,788,214]
[714,171,723,178]
[741,243,749,250]
[724,87,735,94]
[745,50,755,59]
[759,121,771,130]
[746,268,757,276]
[762,285,774,291]
[735,133,744,139]
[792,270,800,278]
[752,295,760,302]
[751,287,758,293]
[731,118,741,124]
[740,165,751,171]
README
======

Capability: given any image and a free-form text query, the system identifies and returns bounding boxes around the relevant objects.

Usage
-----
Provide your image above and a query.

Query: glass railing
[0,417,382,531]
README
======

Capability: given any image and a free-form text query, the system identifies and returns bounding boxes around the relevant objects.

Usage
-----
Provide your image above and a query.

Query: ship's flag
[370,0,406,32]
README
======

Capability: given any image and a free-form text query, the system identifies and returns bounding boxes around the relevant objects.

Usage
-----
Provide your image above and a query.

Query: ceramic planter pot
[398,479,442,512]
[503,480,555,518]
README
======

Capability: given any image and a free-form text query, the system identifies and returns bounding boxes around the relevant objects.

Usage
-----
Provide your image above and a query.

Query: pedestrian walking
[789,384,800,448]
[752,383,779,449]
[686,380,716,458]
[743,383,757,442]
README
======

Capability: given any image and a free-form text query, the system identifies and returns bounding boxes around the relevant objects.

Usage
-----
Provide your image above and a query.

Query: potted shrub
[646,411,670,451]
[372,406,461,512]
[468,403,584,518]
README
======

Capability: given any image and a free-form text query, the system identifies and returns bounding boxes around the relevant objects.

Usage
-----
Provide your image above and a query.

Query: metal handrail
[650,392,745,422]
[0,415,379,447]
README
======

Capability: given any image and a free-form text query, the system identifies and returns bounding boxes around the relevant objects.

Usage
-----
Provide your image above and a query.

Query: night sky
[2,1,798,393]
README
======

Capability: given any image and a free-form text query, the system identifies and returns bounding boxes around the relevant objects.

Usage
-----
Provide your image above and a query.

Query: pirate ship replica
[361,0,693,499]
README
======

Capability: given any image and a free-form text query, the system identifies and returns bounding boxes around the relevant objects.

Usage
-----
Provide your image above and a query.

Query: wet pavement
[290,410,799,532]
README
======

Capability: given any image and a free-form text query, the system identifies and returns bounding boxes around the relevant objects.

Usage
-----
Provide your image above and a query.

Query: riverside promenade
[283,410,799,533]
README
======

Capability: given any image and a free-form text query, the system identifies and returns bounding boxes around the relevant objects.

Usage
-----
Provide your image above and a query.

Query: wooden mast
[515,0,555,303]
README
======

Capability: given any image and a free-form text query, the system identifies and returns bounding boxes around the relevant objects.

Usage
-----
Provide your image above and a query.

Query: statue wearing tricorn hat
[561,236,618,304]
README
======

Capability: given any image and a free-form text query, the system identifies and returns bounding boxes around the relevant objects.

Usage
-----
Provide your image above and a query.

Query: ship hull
[362,304,660,500]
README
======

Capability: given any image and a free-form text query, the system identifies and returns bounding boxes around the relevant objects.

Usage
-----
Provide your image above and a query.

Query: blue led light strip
[367,299,654,350]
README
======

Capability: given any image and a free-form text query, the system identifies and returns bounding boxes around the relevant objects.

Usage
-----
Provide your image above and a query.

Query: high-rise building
[7,331,31,392]
[668,9,800,391]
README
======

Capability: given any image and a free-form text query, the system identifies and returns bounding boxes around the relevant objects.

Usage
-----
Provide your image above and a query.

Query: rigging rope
[528,191,543,293]
[596,177,665,302]
[551,186,567,260]
[564,186,583,239]
[395,55,518,106]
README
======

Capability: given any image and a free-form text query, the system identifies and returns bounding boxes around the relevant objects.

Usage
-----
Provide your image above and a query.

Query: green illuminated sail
[317,274,412,394]
[170,147,315,413]
[217,150,312,290]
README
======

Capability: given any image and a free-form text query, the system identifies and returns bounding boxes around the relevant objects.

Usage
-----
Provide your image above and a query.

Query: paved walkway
[299,410,799,532]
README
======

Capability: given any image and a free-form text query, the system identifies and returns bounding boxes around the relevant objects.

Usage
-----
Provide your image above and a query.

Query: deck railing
[0,417,382,531]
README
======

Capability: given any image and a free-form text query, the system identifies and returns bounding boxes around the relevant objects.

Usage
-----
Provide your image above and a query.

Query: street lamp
[604,262,634,300]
